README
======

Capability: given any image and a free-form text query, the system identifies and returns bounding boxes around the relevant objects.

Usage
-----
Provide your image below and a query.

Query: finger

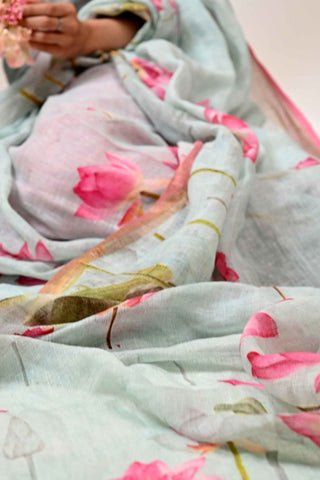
[20,15,60,32]
[30,31,66,46]
[23,2,75,19]
[29,41,64,56]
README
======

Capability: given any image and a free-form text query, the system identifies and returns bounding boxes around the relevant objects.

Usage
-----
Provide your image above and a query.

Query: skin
[20,0,144,58]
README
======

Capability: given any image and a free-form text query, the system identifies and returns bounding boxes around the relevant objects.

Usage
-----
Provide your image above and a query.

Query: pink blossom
[74,152,144,221]
[111,457,225,480]
[215,252,239,282]
[131,57,173,100]
[279,412,320,448]
[241,312,279,342]
[150,0,178,12]
[196,99,211,107]
[117,196,143,226]
[150,0,163,10]
[122,292,156,307]
[15,326,54,337]
[74,152,168,222]
[204,108,259,163]
[218,379,265,389]
[15,275,47,286]
[0,240,54,262]
[247,351,320,380]
[17,242,33,260]
[291,157,320,170]
[167,0,178,12]
[35,240,55,261]
[162,146,181,170]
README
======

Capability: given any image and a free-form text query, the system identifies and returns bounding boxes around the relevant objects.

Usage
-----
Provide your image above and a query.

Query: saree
[0,1,320,478]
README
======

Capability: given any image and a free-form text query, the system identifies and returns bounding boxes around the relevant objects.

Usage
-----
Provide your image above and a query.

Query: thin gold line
[103,111,113,119]
[154,233,165,241]
[298,404,320,412]
[19,89,42,105]
[273,286,287,300]
[190,168,237,186]
[120,272,173,290]
[43,74,66,88]
[140,191,160,200]
[259,172,290,181]
[187,219,221,238]
[227,441,250,480]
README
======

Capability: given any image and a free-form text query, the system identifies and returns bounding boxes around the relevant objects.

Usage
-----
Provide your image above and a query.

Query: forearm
[80,14,144,55]
[21,2,144,58]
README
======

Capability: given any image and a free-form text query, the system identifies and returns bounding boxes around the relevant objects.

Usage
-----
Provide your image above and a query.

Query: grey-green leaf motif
[3,416,44,459]
[214,397,268,415]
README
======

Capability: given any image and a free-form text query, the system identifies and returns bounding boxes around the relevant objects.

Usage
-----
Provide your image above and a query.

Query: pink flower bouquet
[0,0,34,67]
[111,457,226,480]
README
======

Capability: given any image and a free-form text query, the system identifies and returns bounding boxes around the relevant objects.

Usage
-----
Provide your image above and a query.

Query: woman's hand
[21,1,144,58]
[21,1,90,58]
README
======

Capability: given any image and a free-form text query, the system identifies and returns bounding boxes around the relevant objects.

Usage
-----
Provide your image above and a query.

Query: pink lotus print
[218,378,265,389]
[111,456,226,480]
[247,351,320,380]
[204,107,259,163]
[131,57,173,100]
[0,240,54,262]
[291,157,320,170]
[150,0,178,12]
[241,311,279,343]
[122,292,156,308]
[150,0,163,9]
[215,252,239,282]
[15,275,47,286]
[163,146,180,170]
[74,152,168,223]
[279,412,320,448]
[15,326,54,337]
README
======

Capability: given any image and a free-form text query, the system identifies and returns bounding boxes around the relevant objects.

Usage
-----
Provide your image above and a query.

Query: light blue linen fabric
[0,1,320,479]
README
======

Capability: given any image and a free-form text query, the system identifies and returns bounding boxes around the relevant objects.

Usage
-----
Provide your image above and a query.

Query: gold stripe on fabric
[125,272,173,289]
[227,442,250,480]
[19,89,43,105]
[99,50,108,62]
[187,219,221,238]
[273,286,287,300]
[154,233,165,242]
[140,191,160,200]
[43,74,66,88]
[103,111,113,119]
[190,168,237,187]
